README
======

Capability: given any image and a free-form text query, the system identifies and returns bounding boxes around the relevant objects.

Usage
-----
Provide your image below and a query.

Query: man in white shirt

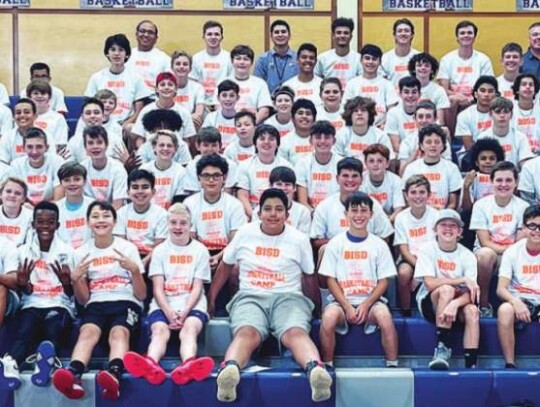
[208,188,332,403]
[126,20,170,95]
[19,63,68,114]
[381,18,420,86]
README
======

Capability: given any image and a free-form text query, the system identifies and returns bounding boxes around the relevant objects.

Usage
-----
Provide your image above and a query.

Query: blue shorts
[82,301,142,332]
[5,290,20,317]
[147,309,208,329]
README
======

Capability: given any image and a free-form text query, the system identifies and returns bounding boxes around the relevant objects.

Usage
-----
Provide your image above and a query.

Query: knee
[397,266,413,284]
[497,303,515,325]
[109,327,129,344]
[235,326,261,343]
[282,327,306,341]
[151,324,170,340]
[476,249,497,268]
[179,324,198,340]
[320,313,339,333]
[376,311,394,333]
[79,326,100,343]
[463,305,479,324]
[437,285,456,301]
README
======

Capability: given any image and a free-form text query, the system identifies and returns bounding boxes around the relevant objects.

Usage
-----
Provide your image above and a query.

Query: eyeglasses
[525,223,540,231]
[137,29,157,36]
[199,173,224,181]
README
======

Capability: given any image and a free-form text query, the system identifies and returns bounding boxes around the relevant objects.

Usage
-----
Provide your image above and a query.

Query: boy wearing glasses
[496,204,540,368]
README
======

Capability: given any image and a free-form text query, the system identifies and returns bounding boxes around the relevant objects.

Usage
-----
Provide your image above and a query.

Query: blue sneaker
[0,354,21,390]
[29,341,58,387]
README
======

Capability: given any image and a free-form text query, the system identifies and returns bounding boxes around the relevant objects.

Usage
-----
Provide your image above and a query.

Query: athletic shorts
[82,300,142,332]
[324,300,387,335]
[146,309,208,329]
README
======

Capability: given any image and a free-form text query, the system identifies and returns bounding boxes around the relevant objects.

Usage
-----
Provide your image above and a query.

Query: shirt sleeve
[469,200,488,231]
[194,245,211,283]
[414,247,437,281]
[112,164,129,201]
[518,161,535,193]
[148,245,165,277]
[318,238,338,278]
[222,229,241,265]
[298,233,315,274]
[498,245,515,280]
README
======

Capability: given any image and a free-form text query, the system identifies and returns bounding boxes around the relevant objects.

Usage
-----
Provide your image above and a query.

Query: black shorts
[420,294,437,324]
[82,301,141,332]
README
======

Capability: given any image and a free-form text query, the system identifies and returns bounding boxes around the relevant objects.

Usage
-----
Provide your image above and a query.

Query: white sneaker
[216,363,240,403]
[0,354,21,390]
[429,342,452,370]
[308,365,333,402]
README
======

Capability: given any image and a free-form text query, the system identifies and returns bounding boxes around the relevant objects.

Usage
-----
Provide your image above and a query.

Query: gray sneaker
[480,304,493,318]
[429,342,451,370]
[216,363,240,403]
[308,365,332,402]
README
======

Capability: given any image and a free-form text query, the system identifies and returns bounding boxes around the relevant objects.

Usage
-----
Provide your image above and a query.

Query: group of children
[0,15,539,405]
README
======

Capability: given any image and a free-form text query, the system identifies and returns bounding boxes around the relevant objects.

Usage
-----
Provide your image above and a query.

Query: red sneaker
[97,370,120,400]
[123,352,165,385]
[52,368,85,400]
[171,357,214,385]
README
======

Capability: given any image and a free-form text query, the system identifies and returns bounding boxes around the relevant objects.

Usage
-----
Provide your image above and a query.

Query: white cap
[435,209,464,227]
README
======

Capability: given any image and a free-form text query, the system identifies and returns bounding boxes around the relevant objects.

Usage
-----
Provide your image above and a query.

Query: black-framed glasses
[525,223,540,231]
[200,173,224,181]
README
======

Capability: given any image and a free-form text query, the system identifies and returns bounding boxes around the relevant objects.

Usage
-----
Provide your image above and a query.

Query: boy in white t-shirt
[224,111,256,163]
[296,120,341,211]
[264,86,295,138]
[497,43,523,100]
[477,97,534,168]
[278,98,316,165]
[202,80,240,150]
[319,192,398,367]
[496,204,540,368]
[317,78,345,132]
[123,203,214,385]
[9,127,63,205]
[415,209,480,370]
[20,62,68,114]
[80,126,128,209]
[511,73,540,152]
[394,174,438,316]
[402,124,462,210]
[0,202,75,390]
[470,161,529,316]
[27,80,68,156]
[114,169,167,267]
[53,201,146,401]
[0,177,33,246]
[0,98,37,164]
[208,188,332,403]
[284,43,322,106]
[56,162,93,249]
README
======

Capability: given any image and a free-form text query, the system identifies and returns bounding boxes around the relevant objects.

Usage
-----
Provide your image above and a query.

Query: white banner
[223,0,314,10]
[80,0,173,9]
[382,0,473,11]
[516,0,540,11]
[0,0,30,7]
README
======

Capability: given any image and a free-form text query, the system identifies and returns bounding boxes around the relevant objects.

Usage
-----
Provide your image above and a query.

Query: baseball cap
[155,71,177,87]
[272,85,295,101]
[435,209,464,227]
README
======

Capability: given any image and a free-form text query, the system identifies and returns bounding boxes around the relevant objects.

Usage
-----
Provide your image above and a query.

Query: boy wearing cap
[264,86,295,138]
[496,204,540,368]
[414,208,480,370]
[208,188,332,403]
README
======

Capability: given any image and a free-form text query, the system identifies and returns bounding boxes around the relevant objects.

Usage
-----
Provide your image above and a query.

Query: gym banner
[222,0,314,10]
[0,0,30,7]
[382,0,473,11]
[517,0,540,11]
[80,0,173,8]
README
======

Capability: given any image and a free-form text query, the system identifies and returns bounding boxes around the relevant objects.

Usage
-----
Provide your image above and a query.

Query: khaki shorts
[227,291,314,342]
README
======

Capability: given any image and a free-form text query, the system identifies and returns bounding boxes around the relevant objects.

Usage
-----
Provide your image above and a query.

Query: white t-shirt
[223,222,314,294]
[184,192,247,251]
[384,103,417,142]
[319,232,397,305]
[191,49,233,105]
[202,110,236,150]
[148,238,211,313]
[251,201,311,235]
[81,158,128,202]
[132,101,196,140]
[334,126,394,162]
[0,104,13,138]
[139,161,187,208]
[295,152,341,207]
[75,237,145,307]
[69,120,125,163]
[343,75,399,124]
[0,127,27,163]
[35,110,68,147]
[283,75,323,106]
[10,154,62,204]
[85,67,152,123]
[214,75,272,113]
[470,195,529,249]
[310,192,394,240]
[316,108,345,132]
[393,206,438,257]
[175,79,206,114]
[436,49,494,96]
[19,236,76,315]
[518,156,540,203]
[420,81,451,110]
[497,74,515,100]
[415,241,477,310]
[512,101,540,152]
[402,159,462,209]
[277,131,312,165]
[183,154,237,193]
[126,47,170,93]
[381,48,420,86]
[455,105,492,141]
[0,237,18,280]
[315,49,362,89]
[264,115,295,138]
[0,205,33,246]
[223,140,256,164]
[477,127,534,166]
[57,196,94,249]
[236,155,293,207]
[20,85,68,113]
[499,239,540,305]
[114,203,168,255]
[360,171,405,214]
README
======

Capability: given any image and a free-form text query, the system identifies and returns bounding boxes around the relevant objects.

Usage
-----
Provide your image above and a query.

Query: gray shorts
[227,291,314,342]
[324,301,387,336]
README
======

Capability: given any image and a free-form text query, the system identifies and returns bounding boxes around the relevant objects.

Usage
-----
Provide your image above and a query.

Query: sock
[464,348,478,368]
[386,360,399,368]
[401,309,412,317]
[505,363,517,369]
[108,358,124,380]
[305,360,324,375]
[436,328,451,347]
[68,360,86,378]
